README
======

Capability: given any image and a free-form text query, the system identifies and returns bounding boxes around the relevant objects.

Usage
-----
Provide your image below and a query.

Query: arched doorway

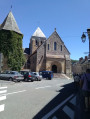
[52,65,57,73]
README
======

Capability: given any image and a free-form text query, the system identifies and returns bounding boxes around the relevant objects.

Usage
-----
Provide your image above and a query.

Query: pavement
[0,79,90,119]
[75,88,90,119]
[0,80,15,86]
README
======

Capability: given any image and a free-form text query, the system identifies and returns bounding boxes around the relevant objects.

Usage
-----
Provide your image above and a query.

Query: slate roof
[0,11,22,34]
[32,27,46,38]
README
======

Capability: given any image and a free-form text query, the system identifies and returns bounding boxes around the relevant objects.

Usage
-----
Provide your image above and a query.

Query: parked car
[0,71,24,82]
[20,71,36,82]
[32,72,42,81]
[40,71,53,80]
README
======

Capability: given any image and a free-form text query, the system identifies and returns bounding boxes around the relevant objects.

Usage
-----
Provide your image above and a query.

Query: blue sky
[0,0,90,60]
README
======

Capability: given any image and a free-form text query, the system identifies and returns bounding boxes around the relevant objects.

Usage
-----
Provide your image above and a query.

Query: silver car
[32,72,42,81]
[0,71,24,82]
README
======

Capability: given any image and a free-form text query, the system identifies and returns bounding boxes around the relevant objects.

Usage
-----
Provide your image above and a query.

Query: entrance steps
[53,73,70,79]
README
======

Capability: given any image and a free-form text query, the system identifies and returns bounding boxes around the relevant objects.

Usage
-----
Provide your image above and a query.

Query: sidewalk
[75,89,90,119]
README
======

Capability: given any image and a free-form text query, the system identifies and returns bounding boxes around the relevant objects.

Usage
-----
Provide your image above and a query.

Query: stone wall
[30,36,46,55]
[36,43,46,72]
[30,52,37,72]
[46,31,70,56]
[46,58,65,73]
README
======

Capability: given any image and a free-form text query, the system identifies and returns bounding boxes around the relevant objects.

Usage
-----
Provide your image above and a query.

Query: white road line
[52,116,57,119]
[70,96,76,106]
[0,96,6,101]
[0,104,5,112]
[35,86,51,89]
[0,90,26,96]
[42,94,74,119]
[0,87,7,89]
[0,90,7,94]
[63,105,74,119]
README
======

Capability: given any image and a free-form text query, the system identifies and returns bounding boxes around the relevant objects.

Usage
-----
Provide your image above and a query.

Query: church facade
[29,27,71,77]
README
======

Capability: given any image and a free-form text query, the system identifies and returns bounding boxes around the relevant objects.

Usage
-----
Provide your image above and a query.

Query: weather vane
[11,5,12,11]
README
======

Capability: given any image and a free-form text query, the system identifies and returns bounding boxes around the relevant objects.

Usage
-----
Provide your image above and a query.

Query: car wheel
[25,78,28,82]
[36,78,38,81]
[9,77,13,81]
[18,80,20,82]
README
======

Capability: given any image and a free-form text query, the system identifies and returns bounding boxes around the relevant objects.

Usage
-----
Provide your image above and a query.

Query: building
[0,11,23,71]
[72,56,90,74]
[29,27,71,77]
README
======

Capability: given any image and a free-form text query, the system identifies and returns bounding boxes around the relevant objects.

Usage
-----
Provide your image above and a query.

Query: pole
[87,29,90,58]
[89,37,90,58]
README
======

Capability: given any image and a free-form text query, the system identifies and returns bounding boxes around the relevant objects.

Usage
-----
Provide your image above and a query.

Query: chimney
[85,56,87,61]
[79,57,83,62]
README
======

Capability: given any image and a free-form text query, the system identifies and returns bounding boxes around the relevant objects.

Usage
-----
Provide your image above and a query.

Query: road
[0,78,76,119]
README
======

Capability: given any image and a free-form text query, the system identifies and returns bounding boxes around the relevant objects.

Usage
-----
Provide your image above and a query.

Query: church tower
[0,11,23,71]
[29,27,46,55]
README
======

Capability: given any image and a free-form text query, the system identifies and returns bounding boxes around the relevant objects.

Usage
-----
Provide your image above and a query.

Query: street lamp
[81,28,90,56]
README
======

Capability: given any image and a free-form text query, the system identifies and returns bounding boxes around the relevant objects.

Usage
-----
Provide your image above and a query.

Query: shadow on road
[33,82,77,119]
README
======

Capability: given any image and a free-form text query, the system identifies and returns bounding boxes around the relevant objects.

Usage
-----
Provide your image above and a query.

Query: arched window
[61,45,62,51]
[48,44,49,50]
[54,42,57,50]
[36,40,37,45]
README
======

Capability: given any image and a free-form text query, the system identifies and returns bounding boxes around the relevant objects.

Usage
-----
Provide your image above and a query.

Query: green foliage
[71,59,78,64]
[0,30,25,71]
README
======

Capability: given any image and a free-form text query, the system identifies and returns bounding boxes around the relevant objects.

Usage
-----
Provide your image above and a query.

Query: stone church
[0,11,71,76]
[29,27,71,76]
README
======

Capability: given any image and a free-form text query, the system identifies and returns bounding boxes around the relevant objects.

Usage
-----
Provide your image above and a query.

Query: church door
[52,65,57,73]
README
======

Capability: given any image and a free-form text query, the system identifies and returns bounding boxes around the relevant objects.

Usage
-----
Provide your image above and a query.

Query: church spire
[0,11,22,34]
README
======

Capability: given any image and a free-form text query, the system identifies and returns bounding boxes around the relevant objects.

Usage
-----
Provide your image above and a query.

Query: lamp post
[81,28,90,56]
[81,28,90,69]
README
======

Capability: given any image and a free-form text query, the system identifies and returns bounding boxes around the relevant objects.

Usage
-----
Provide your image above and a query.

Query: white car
[32,72,42,81]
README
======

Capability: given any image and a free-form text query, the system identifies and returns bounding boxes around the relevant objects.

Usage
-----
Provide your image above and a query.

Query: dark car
[40,71,53,80]
[20,71,36,82]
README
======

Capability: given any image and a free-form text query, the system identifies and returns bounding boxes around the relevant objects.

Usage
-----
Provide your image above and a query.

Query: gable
[46,31,70,55]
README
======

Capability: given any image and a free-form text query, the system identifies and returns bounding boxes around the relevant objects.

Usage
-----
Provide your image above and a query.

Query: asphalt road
[0,78,76,119]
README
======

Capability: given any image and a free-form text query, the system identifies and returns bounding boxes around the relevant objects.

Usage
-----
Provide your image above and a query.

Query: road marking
[42,94,74,119]
[70,96,76,106]
[0,90,7,94]
[52,116,57,119]
[0,90,26,96]
[0,104,5,112]
[0,96,6,101]
[63,105,74,119]
[35,86,51,89]
[0,87,7,113]
[0,87,7,89]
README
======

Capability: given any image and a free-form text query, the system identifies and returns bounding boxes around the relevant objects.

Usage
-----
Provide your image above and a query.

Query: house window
[48,44,49,50]
[36,40,37,45]
[54,42,57,50]
[61,45,62,51]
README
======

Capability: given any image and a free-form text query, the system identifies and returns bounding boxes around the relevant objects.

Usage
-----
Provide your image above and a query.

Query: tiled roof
[0,11,22,34]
